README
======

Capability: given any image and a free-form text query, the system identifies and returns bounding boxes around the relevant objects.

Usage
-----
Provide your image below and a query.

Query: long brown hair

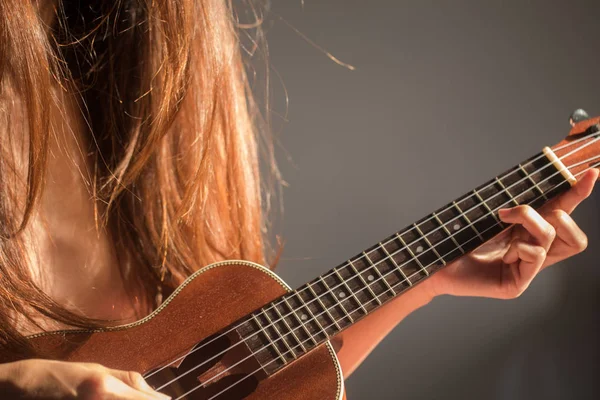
[0,0,277,354]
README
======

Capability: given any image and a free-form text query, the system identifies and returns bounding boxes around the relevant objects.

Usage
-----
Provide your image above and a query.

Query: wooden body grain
[3,261,343,400]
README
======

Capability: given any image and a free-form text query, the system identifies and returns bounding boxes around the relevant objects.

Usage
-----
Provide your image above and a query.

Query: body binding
[0,261,344,400]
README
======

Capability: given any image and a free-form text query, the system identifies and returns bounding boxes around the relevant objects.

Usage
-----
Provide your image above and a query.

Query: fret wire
[348,259,383,305]
[224,177,564,381]
[396,232,429,275]
[368,178,572,308]
[281,295,318,345]
[271,303,307,353]
[452,201,484,241]
[247,178,578,380]
[318,276,354,323]
[261,296,367,374]
[239,283,396,383]
[472,189,503,225]
[250,314,285,364]
[259,309,297,359]
[519,163,548,200]
[178,171,581,392]
[253,350,272,375]
[291,292,328,339]
[260,155,572,357]
[332,269,368,314]
[262,180,557,371]
[413,223,446,266]
[432,212,465,254]
[379,241,413,285]
[306,282,342,331]
[152,162,588,397]
[266,175,569,367]
[363,251,396,295]
[228,179,553,379]
[150,150,590,387]
[169,146,598,393]
[315,169,582,347]
[252,194,517,371]
[495,177,519,207]
[243,316,279,375]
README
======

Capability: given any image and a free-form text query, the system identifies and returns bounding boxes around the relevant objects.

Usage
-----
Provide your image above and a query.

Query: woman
[0,1,596,399]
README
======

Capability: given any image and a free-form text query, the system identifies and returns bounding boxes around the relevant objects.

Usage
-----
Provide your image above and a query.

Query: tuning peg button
[569,109,590,126]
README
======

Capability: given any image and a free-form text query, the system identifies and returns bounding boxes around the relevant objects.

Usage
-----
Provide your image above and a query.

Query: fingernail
[142,381,163,396]
[150,389,171,400]
[140,379,170,400]
[498,209,510,218]
[139,378,154,392]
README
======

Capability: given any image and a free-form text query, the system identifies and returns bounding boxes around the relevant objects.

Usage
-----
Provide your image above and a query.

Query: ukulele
[2,110,600,400]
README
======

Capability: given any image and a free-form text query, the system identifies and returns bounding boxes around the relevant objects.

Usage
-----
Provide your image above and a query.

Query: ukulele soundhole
[145,332,265,399]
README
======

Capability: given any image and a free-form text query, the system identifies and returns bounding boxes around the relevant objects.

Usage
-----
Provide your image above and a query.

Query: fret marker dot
[339,292,346,298]
[453,223,461,231]
[416,246,424,253]
[301,314,308,321]
[367,275,375,281]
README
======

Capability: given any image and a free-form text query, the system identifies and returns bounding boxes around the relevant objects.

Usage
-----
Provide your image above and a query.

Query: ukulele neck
[237,147,574,375]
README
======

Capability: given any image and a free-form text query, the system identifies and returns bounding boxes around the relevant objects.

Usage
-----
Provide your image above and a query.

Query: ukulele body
[3,261,344,400]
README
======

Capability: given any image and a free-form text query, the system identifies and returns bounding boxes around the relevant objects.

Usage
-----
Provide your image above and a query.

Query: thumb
[107,369,171,400]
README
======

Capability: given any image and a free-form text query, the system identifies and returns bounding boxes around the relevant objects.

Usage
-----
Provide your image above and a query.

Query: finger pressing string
[502,239,546,291]
[144,139,600,382]
[144,147,599,382]
[544,210,588,253]
[498,206,556,250]
[554,168,598,214]
[160,166,597,397]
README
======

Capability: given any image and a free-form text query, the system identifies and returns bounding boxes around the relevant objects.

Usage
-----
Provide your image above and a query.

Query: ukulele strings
[144,131,600,381]
[157,153,600,396]
[161,157,598,396]
[146,135,598,380]
[178,162,600,400]
[311,132,600,278]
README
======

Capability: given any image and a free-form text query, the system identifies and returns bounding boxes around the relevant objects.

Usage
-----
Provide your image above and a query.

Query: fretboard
[236,150,571,375]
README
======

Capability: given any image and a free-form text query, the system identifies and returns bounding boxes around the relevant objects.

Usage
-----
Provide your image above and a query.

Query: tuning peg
[569,109,590,126]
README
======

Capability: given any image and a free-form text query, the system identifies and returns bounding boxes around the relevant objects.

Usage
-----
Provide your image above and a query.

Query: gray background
[263,1,600,399]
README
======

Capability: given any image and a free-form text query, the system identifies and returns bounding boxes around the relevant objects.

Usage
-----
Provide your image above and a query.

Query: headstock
[550,109,600,182]
[568,109,600,136]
